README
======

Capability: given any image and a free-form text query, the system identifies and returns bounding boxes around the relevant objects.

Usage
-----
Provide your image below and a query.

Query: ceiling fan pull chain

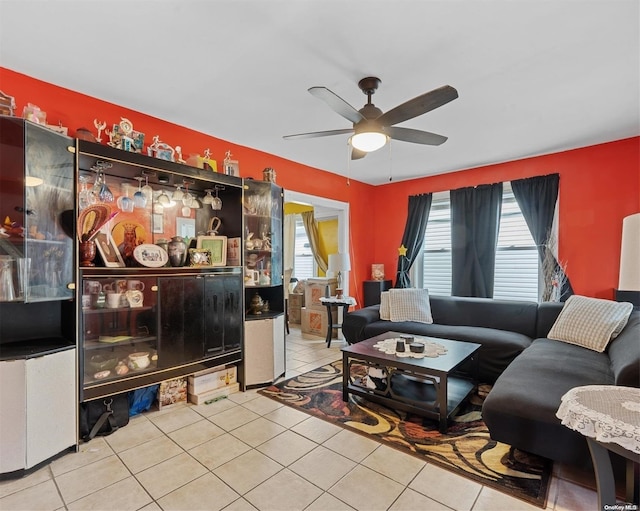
[388,142,393,182]
[346,140,351,186]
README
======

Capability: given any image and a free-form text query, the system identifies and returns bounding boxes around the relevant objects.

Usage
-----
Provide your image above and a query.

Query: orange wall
[2,67,637,302]
[372,138,640,299]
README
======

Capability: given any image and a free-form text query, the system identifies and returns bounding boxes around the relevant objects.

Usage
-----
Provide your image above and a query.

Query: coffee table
[341,331,481,433]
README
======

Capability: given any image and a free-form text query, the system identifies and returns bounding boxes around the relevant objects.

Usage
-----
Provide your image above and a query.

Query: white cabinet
[243,315,285,387]
[0,348,76,473]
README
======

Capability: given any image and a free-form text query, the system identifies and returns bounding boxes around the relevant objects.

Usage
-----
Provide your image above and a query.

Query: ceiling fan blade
[351,148,367,160]
[377,85,458,127]
[308,86,365,124]
[283,128,354,140]
[385,126,448,146]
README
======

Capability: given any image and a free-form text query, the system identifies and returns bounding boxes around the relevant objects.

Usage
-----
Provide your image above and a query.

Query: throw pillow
[380,291,390,320]
[388,288,433,324]
[547,295,634,352]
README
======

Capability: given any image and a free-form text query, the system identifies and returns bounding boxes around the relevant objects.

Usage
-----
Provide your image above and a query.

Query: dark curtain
[451,183,503,297]
[395,193,433,288]
[511,174,574,301]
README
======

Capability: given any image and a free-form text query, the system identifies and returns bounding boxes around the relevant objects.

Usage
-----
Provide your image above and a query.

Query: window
[293,216,315,280]
[418,184,539,301]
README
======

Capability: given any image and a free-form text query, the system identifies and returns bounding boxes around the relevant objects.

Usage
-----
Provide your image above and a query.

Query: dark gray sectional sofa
[342,295,640,466]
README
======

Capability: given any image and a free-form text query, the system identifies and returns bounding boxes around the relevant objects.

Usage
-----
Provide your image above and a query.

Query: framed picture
[196,235,227,266]
[224,160,240,177]
[94,229,125,267]
[189,248,212,267]
[152,213,164,234]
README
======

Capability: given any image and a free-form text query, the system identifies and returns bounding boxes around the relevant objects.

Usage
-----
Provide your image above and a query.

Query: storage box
[158,377,188,410]
[188,365,237,394]
[288,293,304,324]
[188,382,240,405]
[301,306,337,338]
[304,278,337,310]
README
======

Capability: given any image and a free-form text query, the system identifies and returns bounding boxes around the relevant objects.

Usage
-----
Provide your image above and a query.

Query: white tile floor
[0,326,599,511]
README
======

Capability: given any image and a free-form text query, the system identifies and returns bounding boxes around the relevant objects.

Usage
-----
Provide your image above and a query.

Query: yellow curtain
[301,210,328,274]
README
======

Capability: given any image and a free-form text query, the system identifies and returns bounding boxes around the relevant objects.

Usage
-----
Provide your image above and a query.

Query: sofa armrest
[343,305,381,344]
[607,311,640,387]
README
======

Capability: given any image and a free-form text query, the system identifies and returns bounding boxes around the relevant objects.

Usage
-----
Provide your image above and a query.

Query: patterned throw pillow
[547,295,634,352]
[388,288,433,324]
[380,291,391,320]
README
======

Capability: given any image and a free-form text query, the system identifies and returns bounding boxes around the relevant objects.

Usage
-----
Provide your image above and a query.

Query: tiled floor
[1,326,600,511]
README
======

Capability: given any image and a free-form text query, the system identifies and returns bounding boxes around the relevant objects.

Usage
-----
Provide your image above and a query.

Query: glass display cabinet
[0,116,74,303]
[242,179,285,387]
[76,140,245,400]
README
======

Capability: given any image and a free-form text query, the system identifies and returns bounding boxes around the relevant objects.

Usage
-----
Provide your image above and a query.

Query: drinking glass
[133,177,147,208]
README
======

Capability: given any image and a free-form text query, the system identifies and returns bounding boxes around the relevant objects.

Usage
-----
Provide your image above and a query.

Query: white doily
[372,337,448,359]
[556,385,640,454]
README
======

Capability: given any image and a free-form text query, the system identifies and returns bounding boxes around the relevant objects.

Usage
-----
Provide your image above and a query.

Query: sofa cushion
[429,295,539,339]
[547,295,634,352]
[482,337,615,464]
[388,288,433,324]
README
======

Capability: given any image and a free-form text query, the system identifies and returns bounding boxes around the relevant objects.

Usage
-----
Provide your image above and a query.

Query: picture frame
[196,235,227,267]
[224,160,240,177]
[189,248,212,267]
[152,213,164,234]
[94,228,125,268]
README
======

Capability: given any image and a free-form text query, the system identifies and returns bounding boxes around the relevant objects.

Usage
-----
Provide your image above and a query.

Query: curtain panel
[301,210,328,274]
[511,173,574,301]
[451,183,503,298]
[395,193,433,288]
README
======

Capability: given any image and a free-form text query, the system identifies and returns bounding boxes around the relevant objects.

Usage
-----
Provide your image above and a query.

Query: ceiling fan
[283,77,458,159]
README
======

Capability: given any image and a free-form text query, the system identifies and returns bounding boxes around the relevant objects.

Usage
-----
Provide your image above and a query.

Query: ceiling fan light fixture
[350,131,388,152]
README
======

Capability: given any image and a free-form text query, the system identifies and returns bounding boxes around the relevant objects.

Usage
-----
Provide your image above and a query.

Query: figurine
[147,135,175,161]
[175,146,186,164]
[93,119,106,142]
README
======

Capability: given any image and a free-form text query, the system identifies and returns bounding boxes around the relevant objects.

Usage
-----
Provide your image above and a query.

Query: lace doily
[372,337,448,359]
[556,385,640,454]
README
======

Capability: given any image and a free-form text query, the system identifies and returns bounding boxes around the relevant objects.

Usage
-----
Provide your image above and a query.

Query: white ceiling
[1,0,638,185]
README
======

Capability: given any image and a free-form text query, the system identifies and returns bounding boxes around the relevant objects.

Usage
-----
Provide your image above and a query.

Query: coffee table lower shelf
[345,372,475,433]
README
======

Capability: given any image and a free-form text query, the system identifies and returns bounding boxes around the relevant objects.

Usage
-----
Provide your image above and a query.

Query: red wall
[371,138,640,299]
[2,67,637,302]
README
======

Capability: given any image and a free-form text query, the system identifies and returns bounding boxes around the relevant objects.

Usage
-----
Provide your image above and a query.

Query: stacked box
[301,306,337,338]
[288,293,304,324]
[304,278,337,310]
[187,365,237,395]
[158,377,188,410]
[188,382,240,405]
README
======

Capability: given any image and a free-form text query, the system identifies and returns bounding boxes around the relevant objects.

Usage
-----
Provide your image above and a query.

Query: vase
[168,236,187,267]
[79,240,97,267]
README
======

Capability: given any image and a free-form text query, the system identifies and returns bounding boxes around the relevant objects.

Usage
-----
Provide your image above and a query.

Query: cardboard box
[187,365,237,394]
[188,382,240,405]
[158,377,188,410]
[301,306,337,338]
[304,278,337,310]
[288,293,304,308]
[288,305,302,324]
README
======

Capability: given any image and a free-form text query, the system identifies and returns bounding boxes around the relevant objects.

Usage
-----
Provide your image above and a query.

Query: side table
[319,296,356,347]
[556,385,640,509]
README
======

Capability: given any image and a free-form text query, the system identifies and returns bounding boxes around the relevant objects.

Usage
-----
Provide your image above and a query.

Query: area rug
[259,360,552,508]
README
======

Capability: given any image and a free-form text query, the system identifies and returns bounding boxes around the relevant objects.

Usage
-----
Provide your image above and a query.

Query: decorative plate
[78,205,111,241]
[133,244,168,268]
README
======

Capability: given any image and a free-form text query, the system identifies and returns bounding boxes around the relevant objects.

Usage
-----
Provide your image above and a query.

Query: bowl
[88,354,119,372]
[128,351,150,370]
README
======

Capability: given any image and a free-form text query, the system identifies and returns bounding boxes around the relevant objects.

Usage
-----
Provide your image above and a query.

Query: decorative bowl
[88,354,119,372]
[128,351,150,370]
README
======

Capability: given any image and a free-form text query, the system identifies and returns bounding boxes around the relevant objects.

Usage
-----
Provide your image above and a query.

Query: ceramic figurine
[93,119,106,142]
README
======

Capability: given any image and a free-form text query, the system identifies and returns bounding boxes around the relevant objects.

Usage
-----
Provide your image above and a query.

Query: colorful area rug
[260,360,552,508]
